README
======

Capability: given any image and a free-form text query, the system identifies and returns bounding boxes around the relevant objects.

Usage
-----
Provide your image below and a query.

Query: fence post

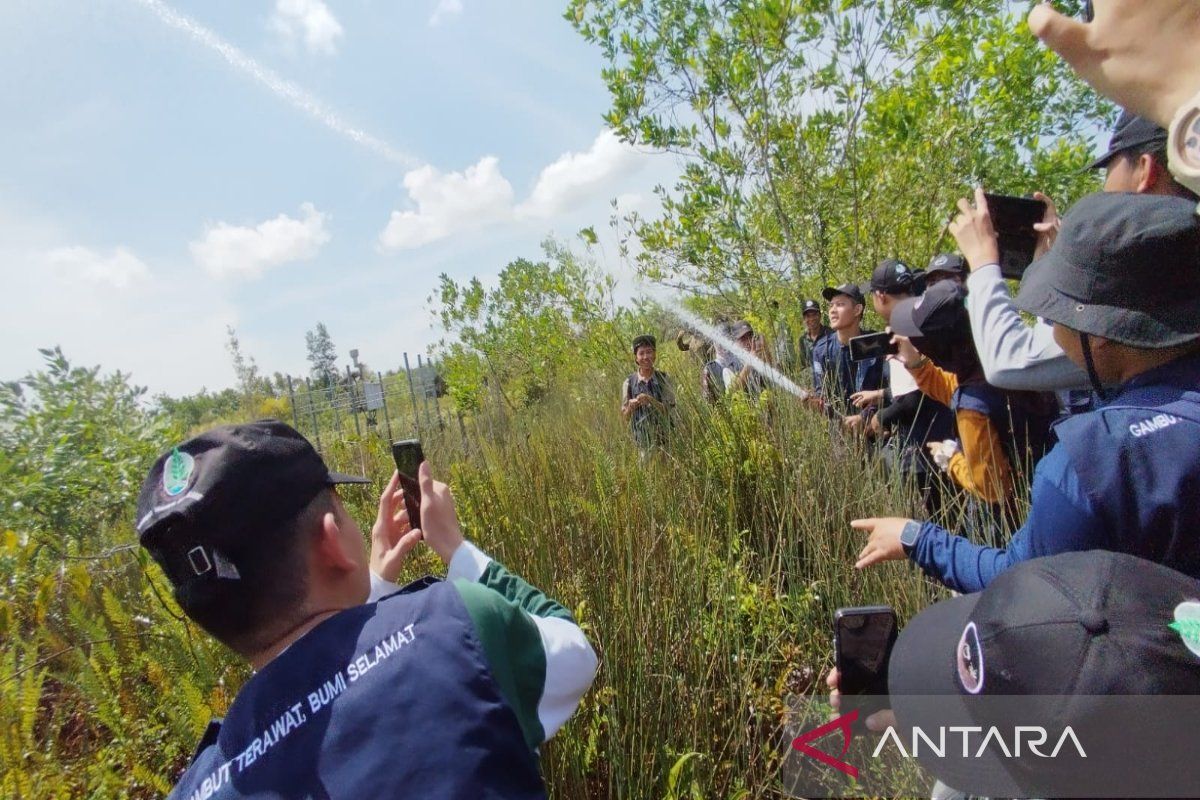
[402,352,422,439]
[304,377,323,451]
[346,365,362,438]
[287,375,300,431]
[416,355,434,430]
[378,370,394,442]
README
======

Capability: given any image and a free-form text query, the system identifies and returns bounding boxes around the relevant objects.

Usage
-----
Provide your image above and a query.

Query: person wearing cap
[861,259,956,513]
[923,253,967,289]
[621,334,675,449]
[853,192,1200,593]
[811,284,885,428]
[137,420,598,799]
[830,550,1200,798]
[957,110,1199,396]
[798,299,831,388]
[722,319,767,397]
[886,280,1055,516]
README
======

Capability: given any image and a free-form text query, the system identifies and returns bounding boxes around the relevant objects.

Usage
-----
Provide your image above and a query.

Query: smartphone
[849,332,898,362]
[834,606,898,731]
[390,439,424,530]
[984,193,1047,280]
[1083,0,1094,23]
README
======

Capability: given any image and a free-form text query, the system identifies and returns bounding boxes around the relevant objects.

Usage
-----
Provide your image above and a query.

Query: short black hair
[172,489,334,655]
[632,334,656,354]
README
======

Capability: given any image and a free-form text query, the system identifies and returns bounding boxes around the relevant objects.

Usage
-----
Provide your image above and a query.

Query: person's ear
[1136,152,1162,194]
[314,509,359,573]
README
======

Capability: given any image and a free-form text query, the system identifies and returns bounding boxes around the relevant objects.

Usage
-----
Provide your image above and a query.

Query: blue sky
[1,0,674,395]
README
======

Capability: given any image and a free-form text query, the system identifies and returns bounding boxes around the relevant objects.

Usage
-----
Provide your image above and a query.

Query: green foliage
[305,321,339,388]
[568,0,1108,310]
[154,387,243,432]
[0,347,176,546]
[435,239,626,411]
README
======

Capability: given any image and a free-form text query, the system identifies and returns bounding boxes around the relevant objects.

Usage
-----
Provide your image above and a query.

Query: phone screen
[835,606,898,727]
[849,332,898,363]
[984,193,1047,280]
[390,439,424,529]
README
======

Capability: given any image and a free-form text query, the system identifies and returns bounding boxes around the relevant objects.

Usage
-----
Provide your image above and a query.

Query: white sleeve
[966,264,1089,391]
[530,615,598,741]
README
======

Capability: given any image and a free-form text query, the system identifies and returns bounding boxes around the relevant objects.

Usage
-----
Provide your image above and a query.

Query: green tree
[0,347,174,545]
[305,322,339,388]
[225,326,268,415]
[569,0,1106,309]
[435,239,622,410]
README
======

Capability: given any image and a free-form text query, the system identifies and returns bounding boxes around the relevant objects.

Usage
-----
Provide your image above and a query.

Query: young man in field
[621,334,675,449]
[136,420,597,798]
[811,283,885,430]
[853,193,1200,591]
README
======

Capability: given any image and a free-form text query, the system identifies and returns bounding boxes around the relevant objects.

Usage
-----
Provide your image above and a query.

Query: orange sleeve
[909,361,958,408]
[947,409,1013,505]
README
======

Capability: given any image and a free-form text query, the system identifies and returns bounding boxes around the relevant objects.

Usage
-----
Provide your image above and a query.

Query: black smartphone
[984,193,1047,280]
[834,606,898,731]
[390,439,424,530]
[849,332,898,362]
[1083,0,1094,23]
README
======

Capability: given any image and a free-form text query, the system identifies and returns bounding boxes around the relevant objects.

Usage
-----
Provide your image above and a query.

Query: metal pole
[287,375,300,431]
[305,377,323,451]
[347,365,362,438]
[330,379,343,435]
[378,370,394,441]
[402,352,422,438]
[416,354,434,430]
[430,365,445,430]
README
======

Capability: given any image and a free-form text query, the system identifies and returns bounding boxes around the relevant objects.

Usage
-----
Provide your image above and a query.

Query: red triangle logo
[791,710,859,778]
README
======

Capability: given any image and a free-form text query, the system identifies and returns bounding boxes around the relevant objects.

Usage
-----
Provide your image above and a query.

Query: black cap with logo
[1089,109,1169,171]
[801,299,821,316]
[887,550,1200,797]
[869,258,918,294]
[925,253,967,281]
[887,280,966,339]
[136,420,369,589]
[821,283,865,306]
[1015,192,1200,348]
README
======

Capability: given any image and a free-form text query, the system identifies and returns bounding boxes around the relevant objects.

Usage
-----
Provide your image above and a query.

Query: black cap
[801,299,821,316]
[136,420,369,588]
[888,280,966,338]
[632,334,656,353]
[1089,109,1169,170]
[821,283,865,305]
[729,319,754,340]
[869,258,918,294]
[888,550,1200,797]
[1015,192,1200,348]
[925,253,967,280]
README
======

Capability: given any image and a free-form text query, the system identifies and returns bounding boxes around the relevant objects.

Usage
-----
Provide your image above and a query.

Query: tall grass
[1,353,956,798]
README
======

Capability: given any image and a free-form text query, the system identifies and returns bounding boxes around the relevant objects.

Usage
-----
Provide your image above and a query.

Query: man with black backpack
[620,334,675,449]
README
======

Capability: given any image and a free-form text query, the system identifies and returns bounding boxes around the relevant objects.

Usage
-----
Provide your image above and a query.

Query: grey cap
[729,320,753,340]
[1014,192,1200,348]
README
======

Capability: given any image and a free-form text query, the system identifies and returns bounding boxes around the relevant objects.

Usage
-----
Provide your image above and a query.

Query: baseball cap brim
[887,296,923,338]
[887,592,1026,798]
[1086,132,1165,171]
[1014,252,1200,348]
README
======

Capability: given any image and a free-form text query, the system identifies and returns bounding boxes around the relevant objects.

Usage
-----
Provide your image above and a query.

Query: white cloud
[190,203,331,279]
[429,0,463,27]
[45,245,151,288]
[378,157,514,251]
[516,130,645,219]
[269,0,344,55]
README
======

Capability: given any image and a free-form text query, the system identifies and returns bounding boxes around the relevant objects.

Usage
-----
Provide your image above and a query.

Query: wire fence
[285,353,465,451]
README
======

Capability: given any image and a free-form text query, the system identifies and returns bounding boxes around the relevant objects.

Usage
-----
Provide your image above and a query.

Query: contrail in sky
[130,0,419,169]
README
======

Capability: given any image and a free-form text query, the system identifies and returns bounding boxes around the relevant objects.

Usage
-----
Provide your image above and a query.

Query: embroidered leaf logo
[1170,601,1200,658]
[163,448,195,497]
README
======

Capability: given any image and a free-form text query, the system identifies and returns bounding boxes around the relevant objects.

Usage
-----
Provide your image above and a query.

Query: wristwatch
[1168,89,1200,202]
[899,519,922,555]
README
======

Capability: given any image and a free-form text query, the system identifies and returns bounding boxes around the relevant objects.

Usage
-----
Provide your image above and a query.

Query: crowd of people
[133,2,1200,797]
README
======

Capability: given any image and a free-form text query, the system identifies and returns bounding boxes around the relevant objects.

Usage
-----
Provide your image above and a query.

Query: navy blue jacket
[909,352,1200,592]
[811,330,885,418]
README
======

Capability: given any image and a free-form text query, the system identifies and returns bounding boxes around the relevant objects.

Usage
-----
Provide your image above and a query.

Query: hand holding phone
[984,192,1048,279]
[834,606,898,732]
[390,439,425,530]
[849,332,898,362]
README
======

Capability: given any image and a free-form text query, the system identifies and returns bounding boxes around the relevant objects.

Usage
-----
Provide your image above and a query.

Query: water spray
[638,285,811,401]
[132,0,418,169]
